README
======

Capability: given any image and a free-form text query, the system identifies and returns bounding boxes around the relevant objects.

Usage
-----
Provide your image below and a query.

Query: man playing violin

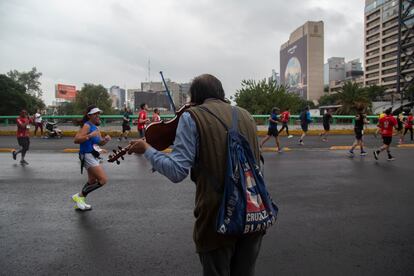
[128,74,264,276]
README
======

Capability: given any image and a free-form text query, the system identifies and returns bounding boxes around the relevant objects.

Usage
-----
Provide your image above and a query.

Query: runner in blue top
[299,106,312,145]
[71,105,111,211]
[260,107,282,152]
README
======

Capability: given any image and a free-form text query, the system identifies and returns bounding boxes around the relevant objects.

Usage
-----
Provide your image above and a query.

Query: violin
[145,103,193,151]
[108,103,193,164]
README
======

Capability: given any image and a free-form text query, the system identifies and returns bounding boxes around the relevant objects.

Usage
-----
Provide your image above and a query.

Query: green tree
[57,102,75,115]
[234,79,308,114]
[0,74,45,115]
[74,83,114,114]
[7,67,43,98]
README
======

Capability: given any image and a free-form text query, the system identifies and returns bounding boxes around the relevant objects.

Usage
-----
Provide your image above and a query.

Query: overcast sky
[0,0,365,105]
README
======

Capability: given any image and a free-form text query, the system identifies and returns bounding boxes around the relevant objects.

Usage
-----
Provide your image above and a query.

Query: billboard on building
[280,36,308,99]
[55,84,77,101]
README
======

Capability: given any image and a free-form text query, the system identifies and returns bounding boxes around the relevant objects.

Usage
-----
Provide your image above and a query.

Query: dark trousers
[198,233,264,276]
[34,122,43,135]
[404,127,413,141]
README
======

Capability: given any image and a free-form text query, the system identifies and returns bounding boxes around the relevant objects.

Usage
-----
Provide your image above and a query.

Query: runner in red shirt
[137,103,150,138]
[403,112,413,142]
[12,109,33,165]
[278,108,293,138]
[152,108,161,123]
[373,108,398,161]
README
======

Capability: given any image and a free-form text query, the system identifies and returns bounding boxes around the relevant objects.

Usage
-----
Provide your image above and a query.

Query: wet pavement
[0,134,413,152]
[0,139,414,275]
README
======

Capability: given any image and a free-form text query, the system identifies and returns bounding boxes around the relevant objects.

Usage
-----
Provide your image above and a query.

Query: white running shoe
[72,193,92,210]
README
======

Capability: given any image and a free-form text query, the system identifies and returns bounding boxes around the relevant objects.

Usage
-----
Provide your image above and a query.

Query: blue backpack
[199,106,278,235]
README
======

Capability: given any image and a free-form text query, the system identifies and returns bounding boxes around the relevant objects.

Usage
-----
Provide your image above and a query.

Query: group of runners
[260,106,414,161]
[118,103,161,141]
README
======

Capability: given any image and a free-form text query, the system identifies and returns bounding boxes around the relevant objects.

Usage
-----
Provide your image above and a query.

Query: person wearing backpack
[128,74,276,276]
[299,106,312,145]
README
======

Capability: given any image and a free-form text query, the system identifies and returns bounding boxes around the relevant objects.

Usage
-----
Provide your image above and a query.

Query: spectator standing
[33,109,43,138]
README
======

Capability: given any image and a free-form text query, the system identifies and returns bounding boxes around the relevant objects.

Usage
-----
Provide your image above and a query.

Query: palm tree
[336,82,370,114]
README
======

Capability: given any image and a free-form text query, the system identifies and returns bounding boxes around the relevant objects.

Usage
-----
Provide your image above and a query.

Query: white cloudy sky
[0,0,365,104]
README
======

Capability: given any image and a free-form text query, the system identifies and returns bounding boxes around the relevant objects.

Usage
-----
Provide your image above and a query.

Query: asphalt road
[0,133,412,152]
[0,138,414,275]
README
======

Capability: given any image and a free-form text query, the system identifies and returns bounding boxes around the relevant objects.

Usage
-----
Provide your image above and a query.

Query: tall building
[140,80,190,109]
[126,88,141,110]
[364,0,414,100]
[280,21,324,102]
[109,85,126,109]
[345,59,364,79]
[325,58,364,93]
[324,57,346,85]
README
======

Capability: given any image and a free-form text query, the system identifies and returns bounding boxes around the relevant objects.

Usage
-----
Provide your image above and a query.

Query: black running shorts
[301,123,308,132]
[383,136,392,145]
[122,124,131,133]
[17,137,30,151]
[354,128,363,140]
[267,128,279,137]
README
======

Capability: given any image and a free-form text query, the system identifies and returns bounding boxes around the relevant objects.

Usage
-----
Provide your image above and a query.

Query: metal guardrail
[0,114,383,127]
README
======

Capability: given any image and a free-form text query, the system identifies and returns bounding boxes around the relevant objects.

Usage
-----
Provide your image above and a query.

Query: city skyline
[0,0,365,105]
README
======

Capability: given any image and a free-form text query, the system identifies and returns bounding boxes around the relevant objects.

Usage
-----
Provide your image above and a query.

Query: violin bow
[160,71,176,113]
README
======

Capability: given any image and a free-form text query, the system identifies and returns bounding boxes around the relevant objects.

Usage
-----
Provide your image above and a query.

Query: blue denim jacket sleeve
[143,112,198,183]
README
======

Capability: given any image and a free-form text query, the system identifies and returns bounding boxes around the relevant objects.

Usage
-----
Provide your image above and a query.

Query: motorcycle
[44,121,62,138]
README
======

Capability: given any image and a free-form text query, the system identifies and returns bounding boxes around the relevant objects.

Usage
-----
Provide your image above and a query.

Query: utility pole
[396,0,414,111]
[148,58,151,83]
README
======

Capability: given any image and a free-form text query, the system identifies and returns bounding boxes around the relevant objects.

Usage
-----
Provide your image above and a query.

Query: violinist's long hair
[190,74,225,105]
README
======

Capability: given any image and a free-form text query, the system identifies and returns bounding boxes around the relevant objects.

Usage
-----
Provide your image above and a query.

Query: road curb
[261,147,291,152]
[330,146,363,150]
[0,148,15,152]
[397,144,414,148]
[63,149,79,153]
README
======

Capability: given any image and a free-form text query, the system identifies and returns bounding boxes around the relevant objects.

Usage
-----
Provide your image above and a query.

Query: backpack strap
[230,106,239,133]
[197,106,229,131]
